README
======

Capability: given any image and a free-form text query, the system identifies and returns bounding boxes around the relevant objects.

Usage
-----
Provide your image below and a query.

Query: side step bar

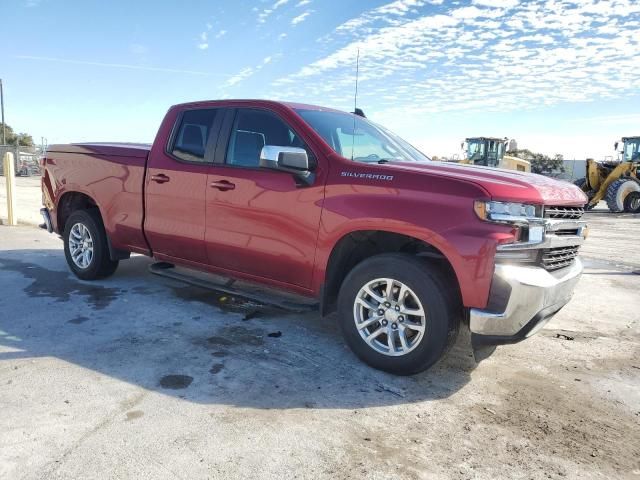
[149,262,318,313]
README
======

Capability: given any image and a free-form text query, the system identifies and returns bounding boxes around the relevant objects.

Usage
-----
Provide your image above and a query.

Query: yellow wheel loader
[460,137,531,172]
[574,136,640,212]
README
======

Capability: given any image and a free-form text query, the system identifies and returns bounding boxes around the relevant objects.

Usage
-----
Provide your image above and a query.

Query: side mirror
[614,141,619,151]
[260,145,315,185]
[260,145,310,171]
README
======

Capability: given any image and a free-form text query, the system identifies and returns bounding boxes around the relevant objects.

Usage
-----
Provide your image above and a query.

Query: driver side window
[226,109,305,168]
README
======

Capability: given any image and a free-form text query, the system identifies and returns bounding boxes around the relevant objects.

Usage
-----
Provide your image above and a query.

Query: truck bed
[42,143,151,255]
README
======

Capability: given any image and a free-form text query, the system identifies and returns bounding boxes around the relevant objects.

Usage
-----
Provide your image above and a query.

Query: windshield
[486,140,505,167]
[467,139,504,167]
[623,139,640,162]
[295,109,430,163]
[467,139,486,163]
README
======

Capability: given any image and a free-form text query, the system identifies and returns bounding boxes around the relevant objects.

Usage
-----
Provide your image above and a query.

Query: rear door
[204,107,325,288]
[145,107,223,264]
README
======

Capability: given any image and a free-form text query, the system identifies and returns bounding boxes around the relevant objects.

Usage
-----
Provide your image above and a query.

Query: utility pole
[0,78,6,145]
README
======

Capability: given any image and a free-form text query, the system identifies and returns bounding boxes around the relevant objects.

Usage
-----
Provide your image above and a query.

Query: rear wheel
[605,178,640,212]
[337,253,459,375]
[63,209,119,280]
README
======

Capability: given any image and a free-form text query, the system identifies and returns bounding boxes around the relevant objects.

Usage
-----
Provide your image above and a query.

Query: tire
[624,191,640,213]
[605,178,640,212]
[573,178,596,210]
[63,209,119,280]
[573,178,587,190]
[337,253,459,375]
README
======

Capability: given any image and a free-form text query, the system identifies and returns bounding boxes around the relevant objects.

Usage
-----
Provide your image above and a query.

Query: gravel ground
[0,211,639,480]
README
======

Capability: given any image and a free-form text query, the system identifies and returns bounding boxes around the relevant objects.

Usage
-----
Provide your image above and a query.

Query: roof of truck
[172,99,347,114]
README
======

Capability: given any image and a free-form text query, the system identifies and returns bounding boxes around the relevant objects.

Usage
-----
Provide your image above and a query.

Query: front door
[204,108,325,288]
[145,107,222,265]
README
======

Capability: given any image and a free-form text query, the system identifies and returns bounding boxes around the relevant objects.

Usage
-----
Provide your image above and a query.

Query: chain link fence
[0,145,42,176]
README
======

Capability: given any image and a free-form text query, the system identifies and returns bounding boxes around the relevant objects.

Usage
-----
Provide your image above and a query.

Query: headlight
[474,201,542,223]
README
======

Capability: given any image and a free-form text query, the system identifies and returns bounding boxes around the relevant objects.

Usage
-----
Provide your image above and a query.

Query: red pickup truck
[40,100,588,374]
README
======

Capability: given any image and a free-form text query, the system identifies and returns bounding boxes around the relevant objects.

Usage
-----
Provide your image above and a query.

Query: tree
[508,148,565,176]
[0,122,35,147]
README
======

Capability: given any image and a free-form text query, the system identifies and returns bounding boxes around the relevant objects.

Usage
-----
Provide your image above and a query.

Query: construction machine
[573,136,640,212]
[460,137,531,172]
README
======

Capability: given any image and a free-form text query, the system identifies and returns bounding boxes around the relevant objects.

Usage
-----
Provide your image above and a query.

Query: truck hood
[388,161,587,206]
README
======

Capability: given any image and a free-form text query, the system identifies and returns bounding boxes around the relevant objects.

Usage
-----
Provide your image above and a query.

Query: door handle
[210,180,236,191]
[151,174,170,184]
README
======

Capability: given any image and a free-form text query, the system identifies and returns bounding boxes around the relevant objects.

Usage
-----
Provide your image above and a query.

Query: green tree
[508,148,565,176]
[0,122,35,147]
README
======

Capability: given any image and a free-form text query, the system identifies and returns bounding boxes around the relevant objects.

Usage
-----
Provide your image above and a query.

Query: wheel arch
[56,190,129,262]
[56,190,100,234]
[319,229,462,317]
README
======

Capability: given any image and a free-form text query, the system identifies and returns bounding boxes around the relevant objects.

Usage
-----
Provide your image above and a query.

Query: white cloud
[224,67,254,87]
[472,0,518,7]
[296,0,312,6]
[197,26,226,49]
[258,0,294,24]
[291,11,312,25]
[271,0,640,126]
[222,55,280,89]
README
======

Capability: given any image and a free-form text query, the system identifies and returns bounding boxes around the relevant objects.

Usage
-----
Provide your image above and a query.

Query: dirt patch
[125,410,144,421]
[67,316,90,325]
[159,375,193,390]
[201,325,266,349]
[472,369,640,477]
[209,364,224,374]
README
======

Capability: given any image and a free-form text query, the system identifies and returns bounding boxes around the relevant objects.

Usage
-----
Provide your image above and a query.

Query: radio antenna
[351,48,360,160]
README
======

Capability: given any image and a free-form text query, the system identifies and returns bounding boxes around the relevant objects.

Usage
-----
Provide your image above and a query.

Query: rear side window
[226,109,305,168]
[171,109,217,163]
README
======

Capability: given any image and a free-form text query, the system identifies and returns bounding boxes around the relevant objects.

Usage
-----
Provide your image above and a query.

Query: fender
[311,175,513,309]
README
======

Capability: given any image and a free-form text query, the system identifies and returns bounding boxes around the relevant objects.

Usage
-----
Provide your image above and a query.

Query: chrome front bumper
[469,258,582,345]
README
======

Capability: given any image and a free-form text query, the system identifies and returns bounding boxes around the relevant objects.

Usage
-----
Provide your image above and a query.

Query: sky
[2,0,640,160]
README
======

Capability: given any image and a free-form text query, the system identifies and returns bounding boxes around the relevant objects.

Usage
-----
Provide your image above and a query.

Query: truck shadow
[0,249,478,409]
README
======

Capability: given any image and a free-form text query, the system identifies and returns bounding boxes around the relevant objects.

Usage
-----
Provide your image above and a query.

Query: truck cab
[462,137,531,172]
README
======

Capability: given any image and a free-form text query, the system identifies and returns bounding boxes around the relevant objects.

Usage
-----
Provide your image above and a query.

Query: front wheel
[573,178,596,210]
[63,209,119,280]
[337,253,459,375]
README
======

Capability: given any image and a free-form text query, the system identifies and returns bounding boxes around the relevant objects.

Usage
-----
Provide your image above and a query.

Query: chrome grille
[540,246,580,271]
[544,206,584,220]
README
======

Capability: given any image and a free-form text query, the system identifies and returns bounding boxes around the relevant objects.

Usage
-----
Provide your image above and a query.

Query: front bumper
[469,258,582,346]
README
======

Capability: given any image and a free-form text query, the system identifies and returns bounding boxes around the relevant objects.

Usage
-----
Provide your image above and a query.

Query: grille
[540,246,580,271]
[544,206,584,219]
